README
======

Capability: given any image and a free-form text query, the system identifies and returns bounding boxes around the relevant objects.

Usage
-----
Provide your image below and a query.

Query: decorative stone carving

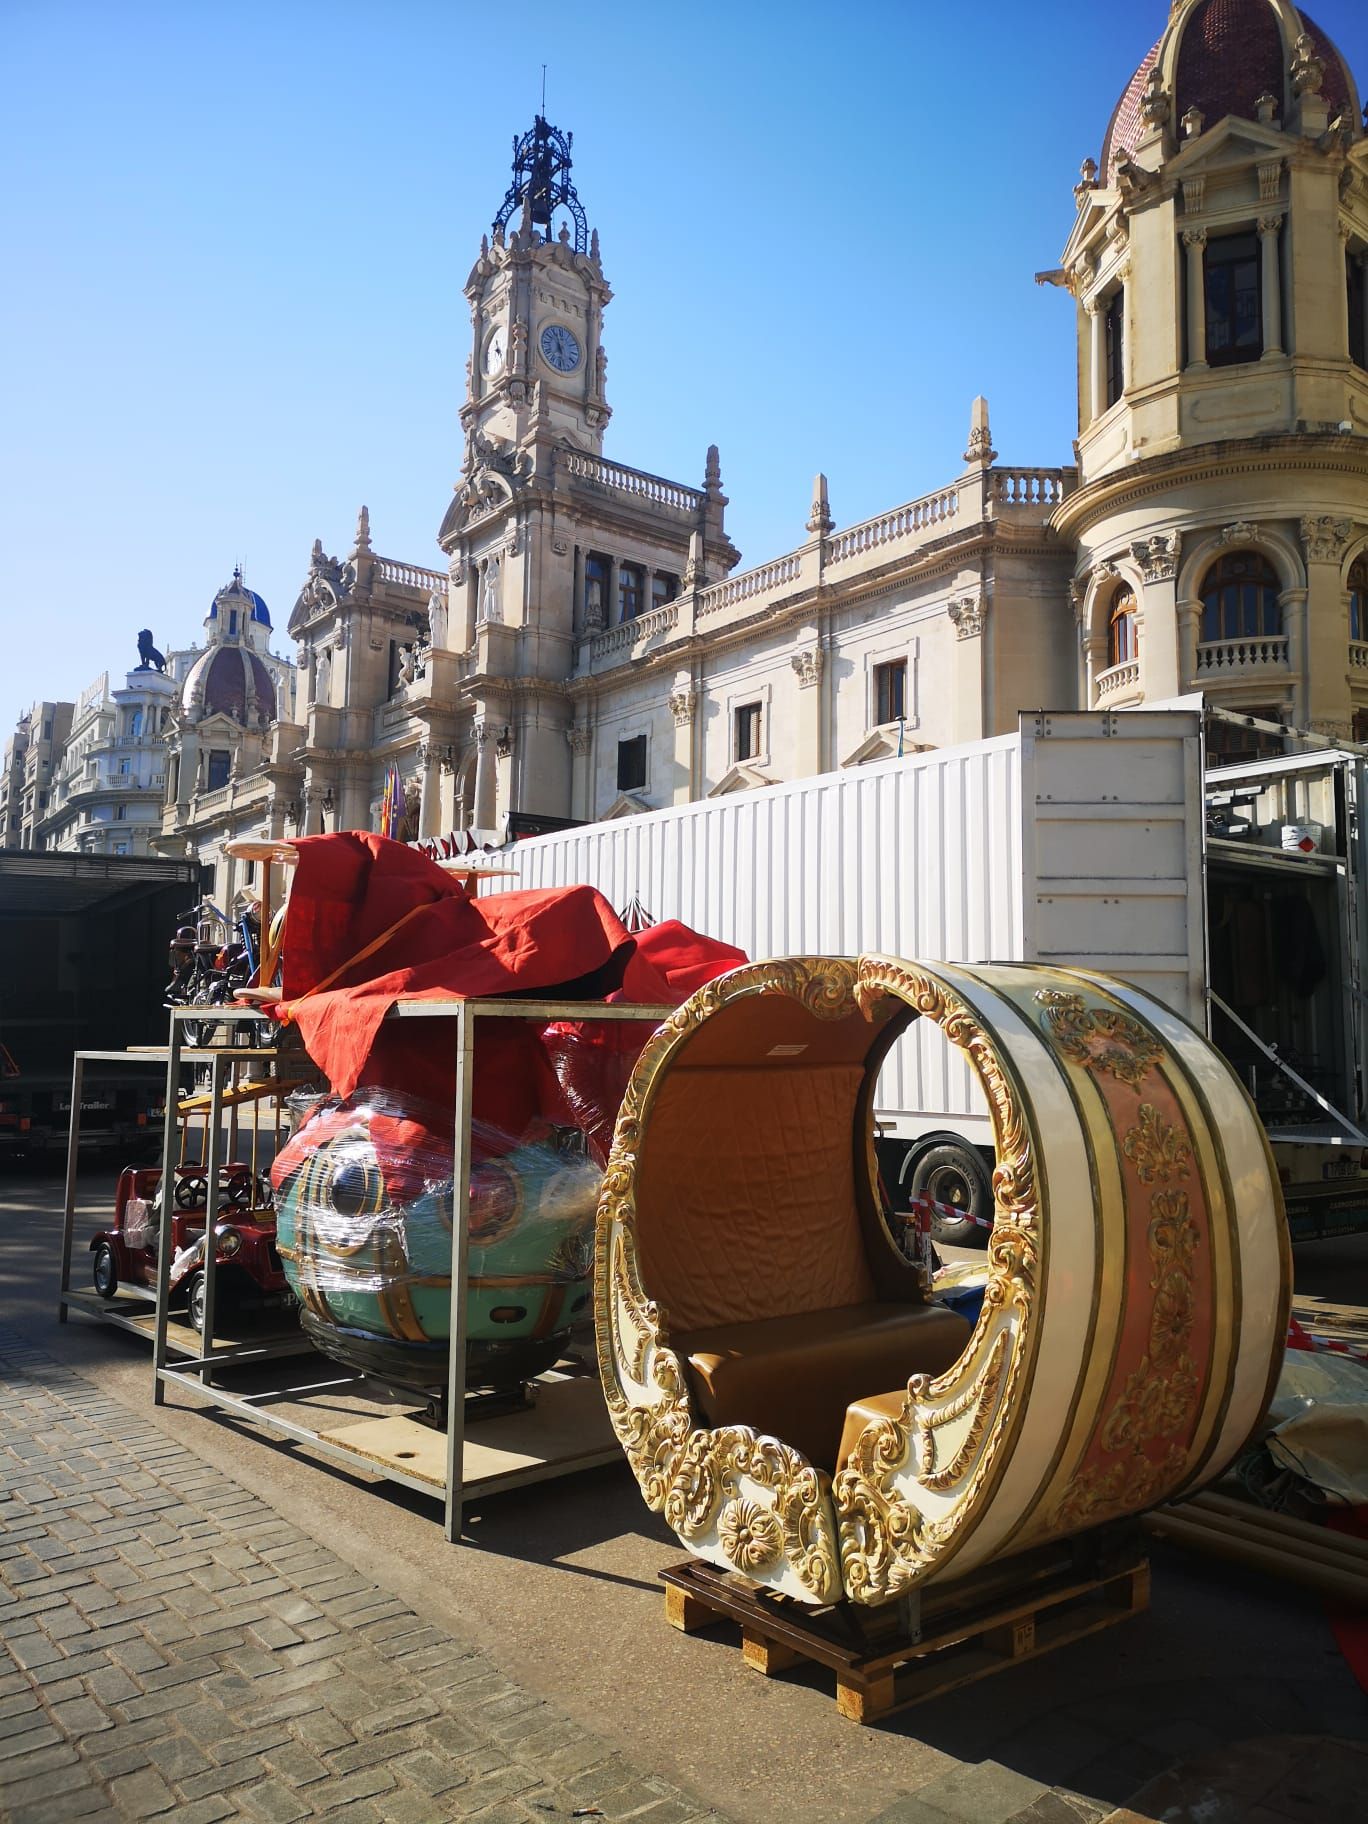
[551,537,569,556]
[948,595,986,641]
[806,473,834,537]
[1073,159,1098,209]
[1181,106,1205,140]
[565,723,591,757]
[790,649,824,688]
[964,397,997,467]
[1258,160,1284,204]
[1257,213,1284,237]
[1301,516,1353,563]
[478,557,502,623]
[1181,177,1205,215]
[1140,66,1169,129]
[1131,534,1181,583]
[1069,577,1088,621]
[1182,227,1207,251]
[1291,31,1324,99]
[668,688,697,726]
[1217,521,1260,547]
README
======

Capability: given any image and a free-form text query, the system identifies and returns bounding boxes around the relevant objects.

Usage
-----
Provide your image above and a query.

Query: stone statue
[479,556,502,623]
[136,629,166,672]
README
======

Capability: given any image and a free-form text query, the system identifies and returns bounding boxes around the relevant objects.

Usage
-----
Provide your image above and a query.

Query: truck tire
[93,1242,118,1299]
[908,1142,993,1247]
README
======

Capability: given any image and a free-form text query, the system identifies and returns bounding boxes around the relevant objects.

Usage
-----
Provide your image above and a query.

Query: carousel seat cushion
[676,1301,971,1471]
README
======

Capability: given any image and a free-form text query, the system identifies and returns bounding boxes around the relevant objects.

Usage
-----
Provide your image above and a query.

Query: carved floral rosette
[595,957,1290,1609]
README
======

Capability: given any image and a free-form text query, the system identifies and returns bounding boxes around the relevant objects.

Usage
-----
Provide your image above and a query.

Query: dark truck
[0,852,201,1161]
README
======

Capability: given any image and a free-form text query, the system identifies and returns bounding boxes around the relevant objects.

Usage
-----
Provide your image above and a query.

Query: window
[206,750,231,791]
[618,563,643,622]
[1351,556,1368,645]
[651,573,678,613]
[1354,709,1368,744]
[873,659,907,725]
[114,804,126,821]
[1200,553,1281,643]
[1205,234,1263,367]
[617,734,647,793]
[1107,588,1138,666]
[1207,705,1284,765]
[584,552,610,624]
[42,720,52,741]
[1105,290,1125,408]
[228,608,238,636]
[128,709,143,738]
[1350,253,1366,371]
[734,702,762,762]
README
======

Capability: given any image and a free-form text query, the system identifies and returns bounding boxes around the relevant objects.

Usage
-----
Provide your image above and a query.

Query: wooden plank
[316,1415,446,1488]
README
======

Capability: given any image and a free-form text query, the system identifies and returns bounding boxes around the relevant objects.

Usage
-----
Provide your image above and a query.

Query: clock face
[540,323,581,373]
[484,326,506,376]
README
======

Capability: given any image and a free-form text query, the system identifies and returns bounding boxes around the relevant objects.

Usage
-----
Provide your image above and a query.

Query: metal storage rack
[57,1009,313,1365]
[152,996,671,1541]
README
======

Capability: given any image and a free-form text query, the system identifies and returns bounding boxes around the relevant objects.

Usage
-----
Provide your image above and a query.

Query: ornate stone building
[1049,0,1368,751]
[12,0,1365,878]
[36,664,177,857]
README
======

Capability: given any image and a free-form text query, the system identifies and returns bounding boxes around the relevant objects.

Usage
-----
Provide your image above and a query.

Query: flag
[379,762,404,839]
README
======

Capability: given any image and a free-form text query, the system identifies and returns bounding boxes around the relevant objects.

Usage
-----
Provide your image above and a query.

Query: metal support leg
[57,1056,84,1321]
[153,1015,184,1405]
[200,1052,227,1383]
[444,1002,475,1543]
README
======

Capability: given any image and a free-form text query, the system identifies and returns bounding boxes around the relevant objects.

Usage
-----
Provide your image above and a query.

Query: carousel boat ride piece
[271,1091,602,1394]
[597,954,1290,1622]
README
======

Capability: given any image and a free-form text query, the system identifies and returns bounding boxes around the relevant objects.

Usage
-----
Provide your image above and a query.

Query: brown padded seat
[836,1388,908,1472]
[677,1302,971,1471]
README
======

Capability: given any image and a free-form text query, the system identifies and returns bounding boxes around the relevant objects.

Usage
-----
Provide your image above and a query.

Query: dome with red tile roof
[1100,1,1361,182]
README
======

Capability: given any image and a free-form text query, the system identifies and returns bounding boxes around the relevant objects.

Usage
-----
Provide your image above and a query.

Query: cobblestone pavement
[0,1331,727,1824]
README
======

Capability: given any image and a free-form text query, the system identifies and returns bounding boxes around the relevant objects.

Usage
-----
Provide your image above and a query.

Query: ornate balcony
[1195,635,1290,678]
[1095,658,1141,702]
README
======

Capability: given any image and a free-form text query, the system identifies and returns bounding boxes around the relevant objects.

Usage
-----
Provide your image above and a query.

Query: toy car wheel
[93,1242,119,1300]
[225,1173,254,1211]
[185,1270,206,1334]
[907,1143,992,1247]
[175,1174,208,1209]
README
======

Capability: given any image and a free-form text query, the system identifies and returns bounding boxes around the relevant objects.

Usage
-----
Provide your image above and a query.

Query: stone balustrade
[560,451,705,514]
[825,488,961,567]
[589,600,680,658]
[1350,642,1368,671]
[990,468,1075,508]
[1196,634,1290,674]
[696,554,803,618]
[1095,658,1141,700]
[376,557,448,595]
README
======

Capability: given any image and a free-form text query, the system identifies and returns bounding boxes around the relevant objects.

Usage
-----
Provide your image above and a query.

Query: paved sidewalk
[0,1331,726,1824]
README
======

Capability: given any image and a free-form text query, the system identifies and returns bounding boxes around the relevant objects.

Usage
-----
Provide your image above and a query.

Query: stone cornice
[1053,434,1368,541]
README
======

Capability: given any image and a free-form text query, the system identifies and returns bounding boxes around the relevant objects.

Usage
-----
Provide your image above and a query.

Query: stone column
[573,547,586,634]
[418,741,443,838]
[1082,629,1107,708]
[667,679,697,805]
[1176,599,1202,693]
[566,722,592,820]
[1279,587,1310,728]
[789,644,824,777]
[1087,301,1106,422]
[1302,518,1355,735]
[1183,229,1208,367]
[605,557,618,628]
[472,720,497,830]
[1132,536,1182,699]
[1258,216,1283,356]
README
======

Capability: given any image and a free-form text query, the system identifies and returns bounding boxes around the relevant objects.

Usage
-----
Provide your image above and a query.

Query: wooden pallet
[661,1549,1149,1724]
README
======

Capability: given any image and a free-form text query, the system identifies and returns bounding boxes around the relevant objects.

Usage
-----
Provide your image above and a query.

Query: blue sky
[3,1,1366,715]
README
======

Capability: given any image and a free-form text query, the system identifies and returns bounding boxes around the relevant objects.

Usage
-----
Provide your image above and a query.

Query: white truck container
[500,710,1207,1239]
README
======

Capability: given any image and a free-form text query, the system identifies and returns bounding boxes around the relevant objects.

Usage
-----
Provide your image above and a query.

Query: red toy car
[91,1162,291,1333]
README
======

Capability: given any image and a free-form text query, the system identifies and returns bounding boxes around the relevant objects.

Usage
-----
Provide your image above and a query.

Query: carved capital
[790,648,825,688]
[948,594,986,641]
[1182,227,1208,251]
[667,687,697,727]
[565,722,591,757]
[1301,516,1353,564]
[1257,213,1284,237]
[1131,533,1181,583]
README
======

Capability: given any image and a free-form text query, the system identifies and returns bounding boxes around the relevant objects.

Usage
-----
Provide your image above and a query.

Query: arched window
[1200,553,1281,644]
[1108,586,1138,666]
[1350,555,1368,646]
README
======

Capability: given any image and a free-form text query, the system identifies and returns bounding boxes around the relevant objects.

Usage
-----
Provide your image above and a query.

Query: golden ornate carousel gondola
[595,956,1290,1610]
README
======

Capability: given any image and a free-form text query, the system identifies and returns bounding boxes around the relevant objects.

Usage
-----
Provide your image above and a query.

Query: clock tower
[459,116,611,458]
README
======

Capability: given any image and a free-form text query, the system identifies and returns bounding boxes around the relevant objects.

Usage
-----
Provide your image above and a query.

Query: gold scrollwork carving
[718,1498,785,1572]
[1123,1104,1192,1184]
[1034,989,1163,1087]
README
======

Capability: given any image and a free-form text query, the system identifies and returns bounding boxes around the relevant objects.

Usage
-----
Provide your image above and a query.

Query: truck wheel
[186,1270,206,1335]
[908,1143,993,1247]
[93,1243,119,1300]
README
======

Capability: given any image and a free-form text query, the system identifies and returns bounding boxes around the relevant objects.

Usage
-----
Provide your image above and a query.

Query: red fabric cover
[269,834,749,1151]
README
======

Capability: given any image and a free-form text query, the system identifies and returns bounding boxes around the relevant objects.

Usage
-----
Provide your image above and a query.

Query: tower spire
[493,114,588,253]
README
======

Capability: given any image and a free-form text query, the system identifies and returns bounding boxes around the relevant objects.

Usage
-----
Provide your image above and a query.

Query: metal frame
[154,996,672,1541]
[58,1008,311,1367]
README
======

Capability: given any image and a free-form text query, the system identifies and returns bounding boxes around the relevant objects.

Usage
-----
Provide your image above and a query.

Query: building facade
[7,0,1366,874]
[36,665,177,857]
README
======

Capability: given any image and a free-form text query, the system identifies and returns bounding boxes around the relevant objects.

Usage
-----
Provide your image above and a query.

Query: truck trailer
[497,708,1368,1247]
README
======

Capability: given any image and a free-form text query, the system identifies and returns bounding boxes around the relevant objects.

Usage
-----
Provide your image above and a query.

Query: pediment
[602,791,652,820]
[842,727,930,768]
[1165,115,1290,178]
[706,763,776,797]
